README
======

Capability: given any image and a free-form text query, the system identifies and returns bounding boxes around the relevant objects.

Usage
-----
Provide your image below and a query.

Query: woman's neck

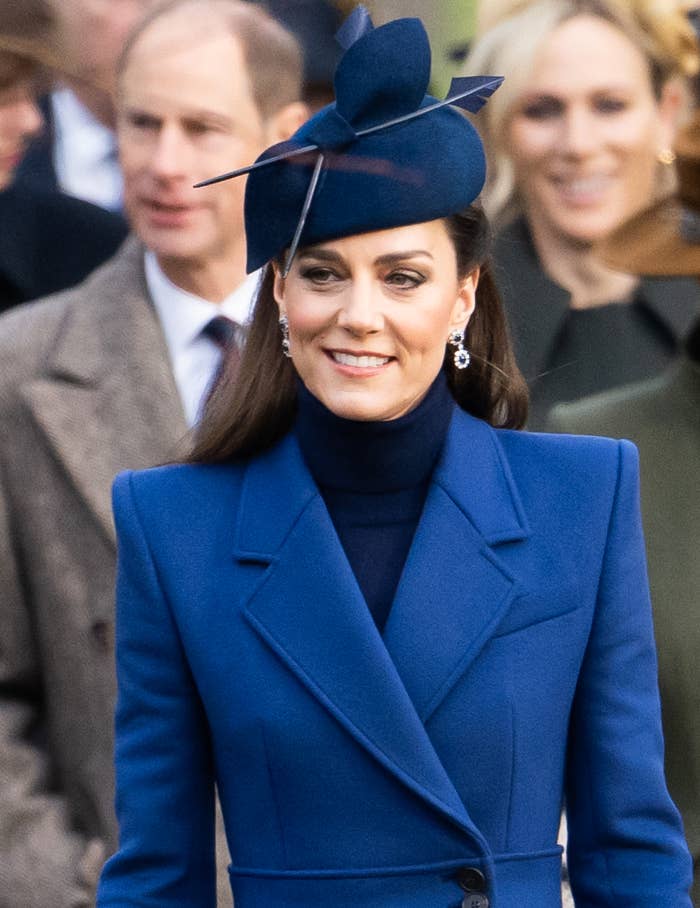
[295,372,454,494]
[528,216,639,310]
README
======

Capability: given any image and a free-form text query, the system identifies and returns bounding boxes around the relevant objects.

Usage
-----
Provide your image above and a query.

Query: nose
[560,106,598,158]
[336,278,384,335]
[150,123,189,180]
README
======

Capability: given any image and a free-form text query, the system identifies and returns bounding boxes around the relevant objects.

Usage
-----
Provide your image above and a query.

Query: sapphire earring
[448,328,470,370]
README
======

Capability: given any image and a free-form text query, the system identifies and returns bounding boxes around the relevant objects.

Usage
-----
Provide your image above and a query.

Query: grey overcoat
[0,239,232,906]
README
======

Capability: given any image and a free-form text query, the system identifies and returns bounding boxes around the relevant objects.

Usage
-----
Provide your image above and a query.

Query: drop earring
[279,315,292,358]
[448,328,470,370]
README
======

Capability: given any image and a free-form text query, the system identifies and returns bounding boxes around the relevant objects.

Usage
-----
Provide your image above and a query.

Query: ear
[448,267,479,334]
[272,263,286,314]
[656,77,685,153]
[265,101,310,144]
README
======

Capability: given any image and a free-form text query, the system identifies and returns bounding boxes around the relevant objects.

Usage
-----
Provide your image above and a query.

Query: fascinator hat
[196,6,503,275]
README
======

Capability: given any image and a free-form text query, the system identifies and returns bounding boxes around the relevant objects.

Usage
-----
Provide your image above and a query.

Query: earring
[448,328,470,370]
[657,148,676,166]
[279,315,292,358]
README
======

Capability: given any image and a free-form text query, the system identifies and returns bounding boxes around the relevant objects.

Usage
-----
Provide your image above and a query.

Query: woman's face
[273,220,477,422]
[0,76,42,190]
[506,14,678,247]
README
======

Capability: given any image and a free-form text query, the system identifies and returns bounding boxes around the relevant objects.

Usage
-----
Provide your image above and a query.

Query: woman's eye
[300,267,339,285]
[519,97,563,120]
[386,271,424,289]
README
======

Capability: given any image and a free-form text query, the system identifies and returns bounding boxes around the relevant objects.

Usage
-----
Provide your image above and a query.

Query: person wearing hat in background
[97,9,691,906]
[548,100,700,902]
[463,0,700,429]
[0,0,127,313]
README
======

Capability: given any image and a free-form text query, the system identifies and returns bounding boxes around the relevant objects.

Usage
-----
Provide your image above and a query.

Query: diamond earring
[279,315,292,358]
[448,328,470,370]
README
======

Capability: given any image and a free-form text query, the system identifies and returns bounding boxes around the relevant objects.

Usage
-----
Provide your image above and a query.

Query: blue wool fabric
[295,373,454,630]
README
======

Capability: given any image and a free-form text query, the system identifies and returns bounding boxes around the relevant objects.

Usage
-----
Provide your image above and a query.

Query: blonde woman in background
[465,0,700,427]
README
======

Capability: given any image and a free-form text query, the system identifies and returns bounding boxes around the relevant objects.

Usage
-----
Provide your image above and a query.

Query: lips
[144,198,194,213]
[140,198,200,227]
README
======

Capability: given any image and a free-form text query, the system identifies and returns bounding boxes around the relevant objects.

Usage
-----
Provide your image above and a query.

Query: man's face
[118,12,275,270]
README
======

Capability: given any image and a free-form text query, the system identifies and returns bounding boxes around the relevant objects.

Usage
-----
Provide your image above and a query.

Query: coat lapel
[236,433,487,843]
[21,239,188,545]
[384,410,530,724]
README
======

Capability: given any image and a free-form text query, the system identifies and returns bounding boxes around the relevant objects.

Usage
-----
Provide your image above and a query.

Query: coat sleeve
[97,471,217,907]
[565,440,692,906]
[0,459,102,908]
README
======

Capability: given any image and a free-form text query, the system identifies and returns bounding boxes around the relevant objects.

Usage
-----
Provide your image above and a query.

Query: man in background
[0,2,306,904]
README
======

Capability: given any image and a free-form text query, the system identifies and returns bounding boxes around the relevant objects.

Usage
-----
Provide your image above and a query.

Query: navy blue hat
[196,7,502,274]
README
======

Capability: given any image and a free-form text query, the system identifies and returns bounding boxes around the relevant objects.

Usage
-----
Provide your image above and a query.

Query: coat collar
[20,237,188,545]
[495,217,700,381]
[235,408,529,846]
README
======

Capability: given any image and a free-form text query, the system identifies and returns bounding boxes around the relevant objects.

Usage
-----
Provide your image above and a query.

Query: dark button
[461,896,489,908]
[456,867,486,892]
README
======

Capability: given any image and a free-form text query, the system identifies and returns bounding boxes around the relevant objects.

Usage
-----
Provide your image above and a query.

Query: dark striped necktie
[201,315,243,397]
[202,314,240,352]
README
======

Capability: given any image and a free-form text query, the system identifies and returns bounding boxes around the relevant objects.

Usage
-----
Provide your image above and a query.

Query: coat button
[461,896,489,908]
[456,867,486,892]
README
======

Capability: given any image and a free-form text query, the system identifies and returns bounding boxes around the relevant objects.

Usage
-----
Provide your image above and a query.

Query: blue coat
[97,409,691,907]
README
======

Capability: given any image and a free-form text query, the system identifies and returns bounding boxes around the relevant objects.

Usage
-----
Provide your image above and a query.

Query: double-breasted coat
[97,407,692,907]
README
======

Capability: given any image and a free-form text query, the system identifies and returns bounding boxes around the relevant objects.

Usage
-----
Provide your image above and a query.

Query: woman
[464,0,700,427]
[97,10,692,907]
[548,101,700,901]
[0,0,127,312]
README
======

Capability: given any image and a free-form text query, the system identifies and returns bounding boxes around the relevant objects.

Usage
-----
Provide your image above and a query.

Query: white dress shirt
[51,89,123,211]
[145,251,261,426]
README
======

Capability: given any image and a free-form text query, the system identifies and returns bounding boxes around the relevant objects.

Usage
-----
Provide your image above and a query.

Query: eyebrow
[298,248,435,265]
[121,105,235,130]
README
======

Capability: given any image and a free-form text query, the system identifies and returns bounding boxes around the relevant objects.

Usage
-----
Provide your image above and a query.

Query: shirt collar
[51,88,116,161]
[144,250,261,355]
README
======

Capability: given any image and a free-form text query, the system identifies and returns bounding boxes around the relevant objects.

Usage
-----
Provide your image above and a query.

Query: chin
[318,390,392,422]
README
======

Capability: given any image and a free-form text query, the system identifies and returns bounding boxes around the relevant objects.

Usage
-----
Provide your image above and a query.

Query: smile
[551,174,613,202]
[331,352,391,368]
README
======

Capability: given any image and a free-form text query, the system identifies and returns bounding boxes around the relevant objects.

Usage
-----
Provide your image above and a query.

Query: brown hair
[0,0,58,91]
[118,0,303,119]
[188,208,529,464]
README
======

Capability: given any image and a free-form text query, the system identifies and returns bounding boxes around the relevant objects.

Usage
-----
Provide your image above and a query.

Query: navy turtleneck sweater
[295,373,455,632]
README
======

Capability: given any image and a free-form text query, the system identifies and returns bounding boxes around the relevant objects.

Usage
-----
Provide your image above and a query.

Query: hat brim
[595,196,700,277]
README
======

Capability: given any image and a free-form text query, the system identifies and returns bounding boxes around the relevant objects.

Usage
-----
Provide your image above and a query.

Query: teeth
[332,352,390,368]
[557,176,610,196]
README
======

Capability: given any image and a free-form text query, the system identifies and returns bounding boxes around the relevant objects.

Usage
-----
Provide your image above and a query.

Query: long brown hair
[189,207,528,463]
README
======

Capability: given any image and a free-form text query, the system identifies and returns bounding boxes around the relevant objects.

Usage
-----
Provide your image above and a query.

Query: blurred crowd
[0,0,698,905]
